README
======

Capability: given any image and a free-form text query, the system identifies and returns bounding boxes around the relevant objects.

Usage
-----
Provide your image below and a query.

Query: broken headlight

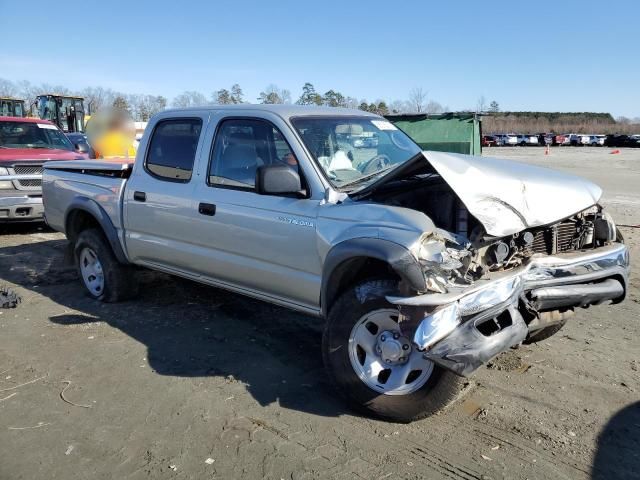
[418,232,473,293]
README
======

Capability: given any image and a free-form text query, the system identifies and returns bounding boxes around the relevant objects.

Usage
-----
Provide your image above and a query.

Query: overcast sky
[1,0,638,116]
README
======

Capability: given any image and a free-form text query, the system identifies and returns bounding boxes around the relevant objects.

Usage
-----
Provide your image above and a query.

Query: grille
[13,165,43,175]
[12,164,43,189]
[16,179,41,187]
[531,221,579,255]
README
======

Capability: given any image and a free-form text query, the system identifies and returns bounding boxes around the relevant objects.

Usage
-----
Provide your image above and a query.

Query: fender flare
[321,237,426,317]
[64,197,129,264]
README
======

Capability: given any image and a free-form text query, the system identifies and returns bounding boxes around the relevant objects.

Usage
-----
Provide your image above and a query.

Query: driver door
[189,116,322,312]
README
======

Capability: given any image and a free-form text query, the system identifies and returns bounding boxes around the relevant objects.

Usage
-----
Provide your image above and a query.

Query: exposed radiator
[531,221,579,255]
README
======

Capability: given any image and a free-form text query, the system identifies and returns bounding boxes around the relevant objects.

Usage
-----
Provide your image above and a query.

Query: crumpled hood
[423,151,602,237]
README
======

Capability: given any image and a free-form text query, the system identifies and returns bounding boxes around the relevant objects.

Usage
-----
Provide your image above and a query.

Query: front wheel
[322,280,465,422]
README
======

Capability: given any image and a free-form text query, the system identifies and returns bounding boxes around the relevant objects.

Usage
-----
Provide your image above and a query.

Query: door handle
[133,191,146,202]
[198,202,216,216]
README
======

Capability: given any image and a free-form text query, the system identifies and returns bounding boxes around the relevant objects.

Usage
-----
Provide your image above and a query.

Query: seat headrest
[222,144,259,169]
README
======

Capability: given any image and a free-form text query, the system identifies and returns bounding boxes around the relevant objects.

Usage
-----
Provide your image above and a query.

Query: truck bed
[43,159,134,237]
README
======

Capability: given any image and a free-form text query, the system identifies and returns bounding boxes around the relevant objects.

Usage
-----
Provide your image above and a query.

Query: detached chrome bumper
[388,243,630,376]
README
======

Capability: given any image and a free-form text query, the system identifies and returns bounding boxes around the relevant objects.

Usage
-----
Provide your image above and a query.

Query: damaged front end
[389,207,630,377]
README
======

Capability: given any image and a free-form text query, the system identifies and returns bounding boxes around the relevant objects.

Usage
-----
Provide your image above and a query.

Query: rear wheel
[323,280,464,422]
[74,229,138,302]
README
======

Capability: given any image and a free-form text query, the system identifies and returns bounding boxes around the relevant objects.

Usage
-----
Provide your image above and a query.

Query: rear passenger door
[123,114,208,272]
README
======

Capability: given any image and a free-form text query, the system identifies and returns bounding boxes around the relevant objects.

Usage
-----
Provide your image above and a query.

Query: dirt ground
[0,147,638,480]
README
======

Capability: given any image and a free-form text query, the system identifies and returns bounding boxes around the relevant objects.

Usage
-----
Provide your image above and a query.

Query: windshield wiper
[338,164,399,190]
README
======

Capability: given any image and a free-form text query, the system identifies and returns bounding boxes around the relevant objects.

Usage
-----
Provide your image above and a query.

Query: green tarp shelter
[385,112,482,155]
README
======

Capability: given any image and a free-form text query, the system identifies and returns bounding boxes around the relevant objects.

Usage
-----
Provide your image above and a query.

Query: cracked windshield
[291,116,421,190]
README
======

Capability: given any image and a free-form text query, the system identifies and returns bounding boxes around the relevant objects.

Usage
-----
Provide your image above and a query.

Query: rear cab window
[145,118,202,181]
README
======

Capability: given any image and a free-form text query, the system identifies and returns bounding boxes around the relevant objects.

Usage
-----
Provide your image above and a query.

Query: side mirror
[256,164,304,196]
[75,143,89,154]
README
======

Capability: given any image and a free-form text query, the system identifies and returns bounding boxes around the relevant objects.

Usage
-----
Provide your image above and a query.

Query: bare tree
[388,100,409,114]
[80,86,119,113]
[258,84,290,104]
[344,96,360,109]
[16,80,38,101]
[128,94,167,120]
[425,100,444,114]
[476,95,487,113]
[172,91,208,108]
[0,78,18,97]
[408,87,427,113]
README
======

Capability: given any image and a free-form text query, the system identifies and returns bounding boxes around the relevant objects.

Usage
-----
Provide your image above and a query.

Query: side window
[145,118,202,181]
[209,118,298,190]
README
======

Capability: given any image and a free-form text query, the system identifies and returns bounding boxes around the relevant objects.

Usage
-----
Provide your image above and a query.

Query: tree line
[484,111,640,135]
[171,83,449,117]
[1,77,637,133]
[0,78,446,121]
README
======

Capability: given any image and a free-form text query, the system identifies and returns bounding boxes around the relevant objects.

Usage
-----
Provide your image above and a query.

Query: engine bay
[363,171,618,293]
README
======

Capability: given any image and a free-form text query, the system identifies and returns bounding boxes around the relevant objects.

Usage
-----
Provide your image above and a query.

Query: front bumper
[0,194,44,221]
[388,242,630,376]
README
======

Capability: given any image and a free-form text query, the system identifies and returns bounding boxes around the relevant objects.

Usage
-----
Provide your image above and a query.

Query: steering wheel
[358,154,391,174]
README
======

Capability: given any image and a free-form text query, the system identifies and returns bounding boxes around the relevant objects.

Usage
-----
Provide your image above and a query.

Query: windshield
[291,116,421,190]
[0,121,74,150]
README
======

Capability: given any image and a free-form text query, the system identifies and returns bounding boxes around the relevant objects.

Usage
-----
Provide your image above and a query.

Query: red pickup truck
[0,116,88,222]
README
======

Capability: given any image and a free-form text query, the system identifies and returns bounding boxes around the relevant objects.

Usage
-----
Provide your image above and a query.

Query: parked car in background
[361,134,379,148]
[496,133,518,146]
[590,135,605,146]
[537,133,555,145]
[66,132,96,158]
[352,134,378,148]
[578,135,592,146]
[517,134,539,146]
[555,134,569,146]
[43,104,629,422]
[0,116,88,222]
[568,134,582,146]
[482,135,498,147]
[604,134,640,148]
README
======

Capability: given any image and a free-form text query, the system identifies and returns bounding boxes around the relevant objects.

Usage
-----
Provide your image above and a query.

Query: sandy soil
[0,147,638,479]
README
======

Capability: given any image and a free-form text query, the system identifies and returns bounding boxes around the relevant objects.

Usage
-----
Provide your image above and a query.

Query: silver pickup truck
[43,105,630,422]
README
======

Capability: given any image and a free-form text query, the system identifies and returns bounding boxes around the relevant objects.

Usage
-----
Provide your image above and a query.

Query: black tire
[74,229,138,302]
[322,279,465,423]
[524,320,567,344]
